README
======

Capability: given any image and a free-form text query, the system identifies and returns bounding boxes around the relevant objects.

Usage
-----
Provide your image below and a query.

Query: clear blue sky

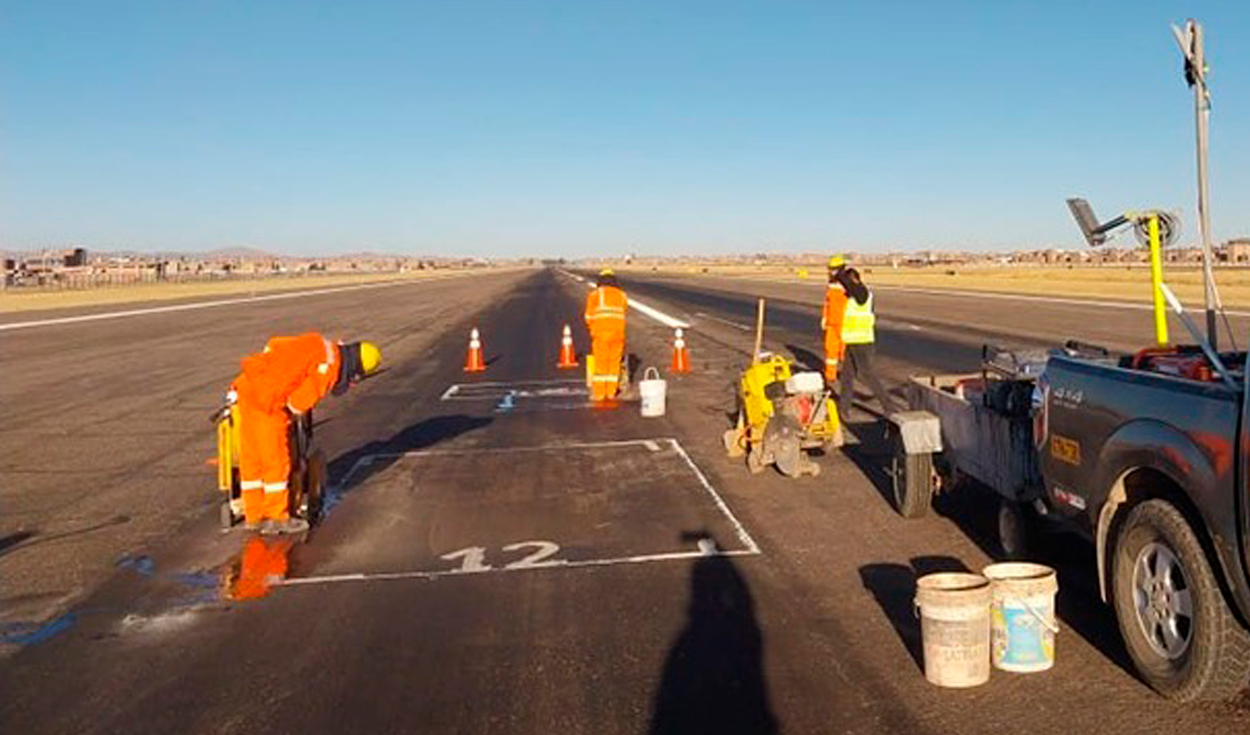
[3,0,1247,258]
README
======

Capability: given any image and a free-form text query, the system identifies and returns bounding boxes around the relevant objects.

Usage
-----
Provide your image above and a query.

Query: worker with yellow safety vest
[833,263,899,420]
[584,269,628,401]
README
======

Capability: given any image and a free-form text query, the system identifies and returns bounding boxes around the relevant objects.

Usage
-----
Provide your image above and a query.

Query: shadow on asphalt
[326,414,494,496]
[0,516,131,560]
[839,420,896,510]
[626,353,642,383]
[859,555,973,672]
[648,540,778,735]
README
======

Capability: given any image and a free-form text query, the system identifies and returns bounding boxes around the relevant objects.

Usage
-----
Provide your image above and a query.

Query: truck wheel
[1112,499,1250,701]
[890,441,932,519]
[997,499,1033,560]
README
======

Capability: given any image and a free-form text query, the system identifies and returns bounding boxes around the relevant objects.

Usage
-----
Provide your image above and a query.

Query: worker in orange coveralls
[821,255,849,382]
[232,333,380,534]
[584,269,628,402]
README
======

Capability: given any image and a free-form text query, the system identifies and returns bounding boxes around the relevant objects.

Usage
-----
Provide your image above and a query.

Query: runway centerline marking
[284,437,759,588]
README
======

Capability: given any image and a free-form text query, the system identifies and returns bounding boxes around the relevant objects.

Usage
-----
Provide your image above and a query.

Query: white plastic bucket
[982,562,1059,673]
[639,367,667,417]
[914,572,992,688]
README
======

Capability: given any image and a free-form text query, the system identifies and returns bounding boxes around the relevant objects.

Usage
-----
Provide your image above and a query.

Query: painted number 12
[439,540,563,574]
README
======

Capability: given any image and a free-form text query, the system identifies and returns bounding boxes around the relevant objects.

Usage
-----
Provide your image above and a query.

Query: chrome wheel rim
[1132,542,1193,660]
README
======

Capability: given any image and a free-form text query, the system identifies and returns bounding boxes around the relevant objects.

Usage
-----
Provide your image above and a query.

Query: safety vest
[841,292,876,344]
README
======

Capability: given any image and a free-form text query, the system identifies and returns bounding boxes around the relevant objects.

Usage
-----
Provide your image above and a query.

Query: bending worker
[232,333,380,533]
[835,264,899,420]
[584,269,628,402]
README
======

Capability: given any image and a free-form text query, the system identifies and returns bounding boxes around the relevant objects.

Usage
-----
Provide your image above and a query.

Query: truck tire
[1112,499,1250,701]
[890,441,932,519]
[997,499,1033,560]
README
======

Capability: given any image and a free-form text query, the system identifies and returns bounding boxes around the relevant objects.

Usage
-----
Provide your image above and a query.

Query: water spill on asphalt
[221,537,295,601]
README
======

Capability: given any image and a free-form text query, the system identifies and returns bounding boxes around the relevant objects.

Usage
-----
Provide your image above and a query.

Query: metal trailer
[887,346,1052,555]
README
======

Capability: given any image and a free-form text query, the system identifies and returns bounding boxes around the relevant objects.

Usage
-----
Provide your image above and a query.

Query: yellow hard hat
[599,268,615,277]
[359,341,381,375]
[827,255,846,269]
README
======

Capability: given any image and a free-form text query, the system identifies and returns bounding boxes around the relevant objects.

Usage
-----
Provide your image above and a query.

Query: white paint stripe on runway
[557,269,690,329]
[670,439,761,554]
[0,277,457,332]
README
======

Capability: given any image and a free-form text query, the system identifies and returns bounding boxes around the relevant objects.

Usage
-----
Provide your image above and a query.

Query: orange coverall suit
[232,333,341,524]
[822,282,848,382]
[585,285,628,401]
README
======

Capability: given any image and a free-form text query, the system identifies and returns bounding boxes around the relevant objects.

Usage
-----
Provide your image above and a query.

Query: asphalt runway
[2,268,1247,734]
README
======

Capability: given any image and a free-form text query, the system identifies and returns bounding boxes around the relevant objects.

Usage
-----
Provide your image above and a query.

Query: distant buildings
[1,247,482,289]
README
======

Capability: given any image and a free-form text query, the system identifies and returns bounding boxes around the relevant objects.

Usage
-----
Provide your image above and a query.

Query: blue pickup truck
[897,343,1250,701]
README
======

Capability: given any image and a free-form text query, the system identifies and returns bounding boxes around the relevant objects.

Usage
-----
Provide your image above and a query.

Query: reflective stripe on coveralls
[841,293,876,345]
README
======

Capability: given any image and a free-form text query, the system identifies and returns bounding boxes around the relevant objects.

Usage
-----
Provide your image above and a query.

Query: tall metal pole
[1174,19,1219,348]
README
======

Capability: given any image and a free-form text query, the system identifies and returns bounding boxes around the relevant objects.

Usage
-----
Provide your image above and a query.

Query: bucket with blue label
[983,562,1059,673]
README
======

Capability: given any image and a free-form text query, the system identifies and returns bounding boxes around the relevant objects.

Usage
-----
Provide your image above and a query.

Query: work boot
[262,518,310,536]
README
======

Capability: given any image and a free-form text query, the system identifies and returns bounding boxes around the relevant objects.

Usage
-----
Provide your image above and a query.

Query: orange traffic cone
[671,328,691,373]
[557,324,579,368]
[464,328,486,372]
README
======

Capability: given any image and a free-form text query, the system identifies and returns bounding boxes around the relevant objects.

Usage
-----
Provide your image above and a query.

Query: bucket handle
[643,366,661,382]
[1022,599,1061,634]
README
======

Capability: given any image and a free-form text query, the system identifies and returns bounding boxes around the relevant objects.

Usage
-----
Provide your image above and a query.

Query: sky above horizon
[3,0,1248,258]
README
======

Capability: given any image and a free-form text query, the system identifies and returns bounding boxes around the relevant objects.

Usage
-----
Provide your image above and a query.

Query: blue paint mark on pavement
[0,613,77,646]
[116,554,156,576]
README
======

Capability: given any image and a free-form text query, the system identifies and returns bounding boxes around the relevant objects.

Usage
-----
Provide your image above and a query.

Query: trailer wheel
[1112,500,1250,701]
[890,441,932,519]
